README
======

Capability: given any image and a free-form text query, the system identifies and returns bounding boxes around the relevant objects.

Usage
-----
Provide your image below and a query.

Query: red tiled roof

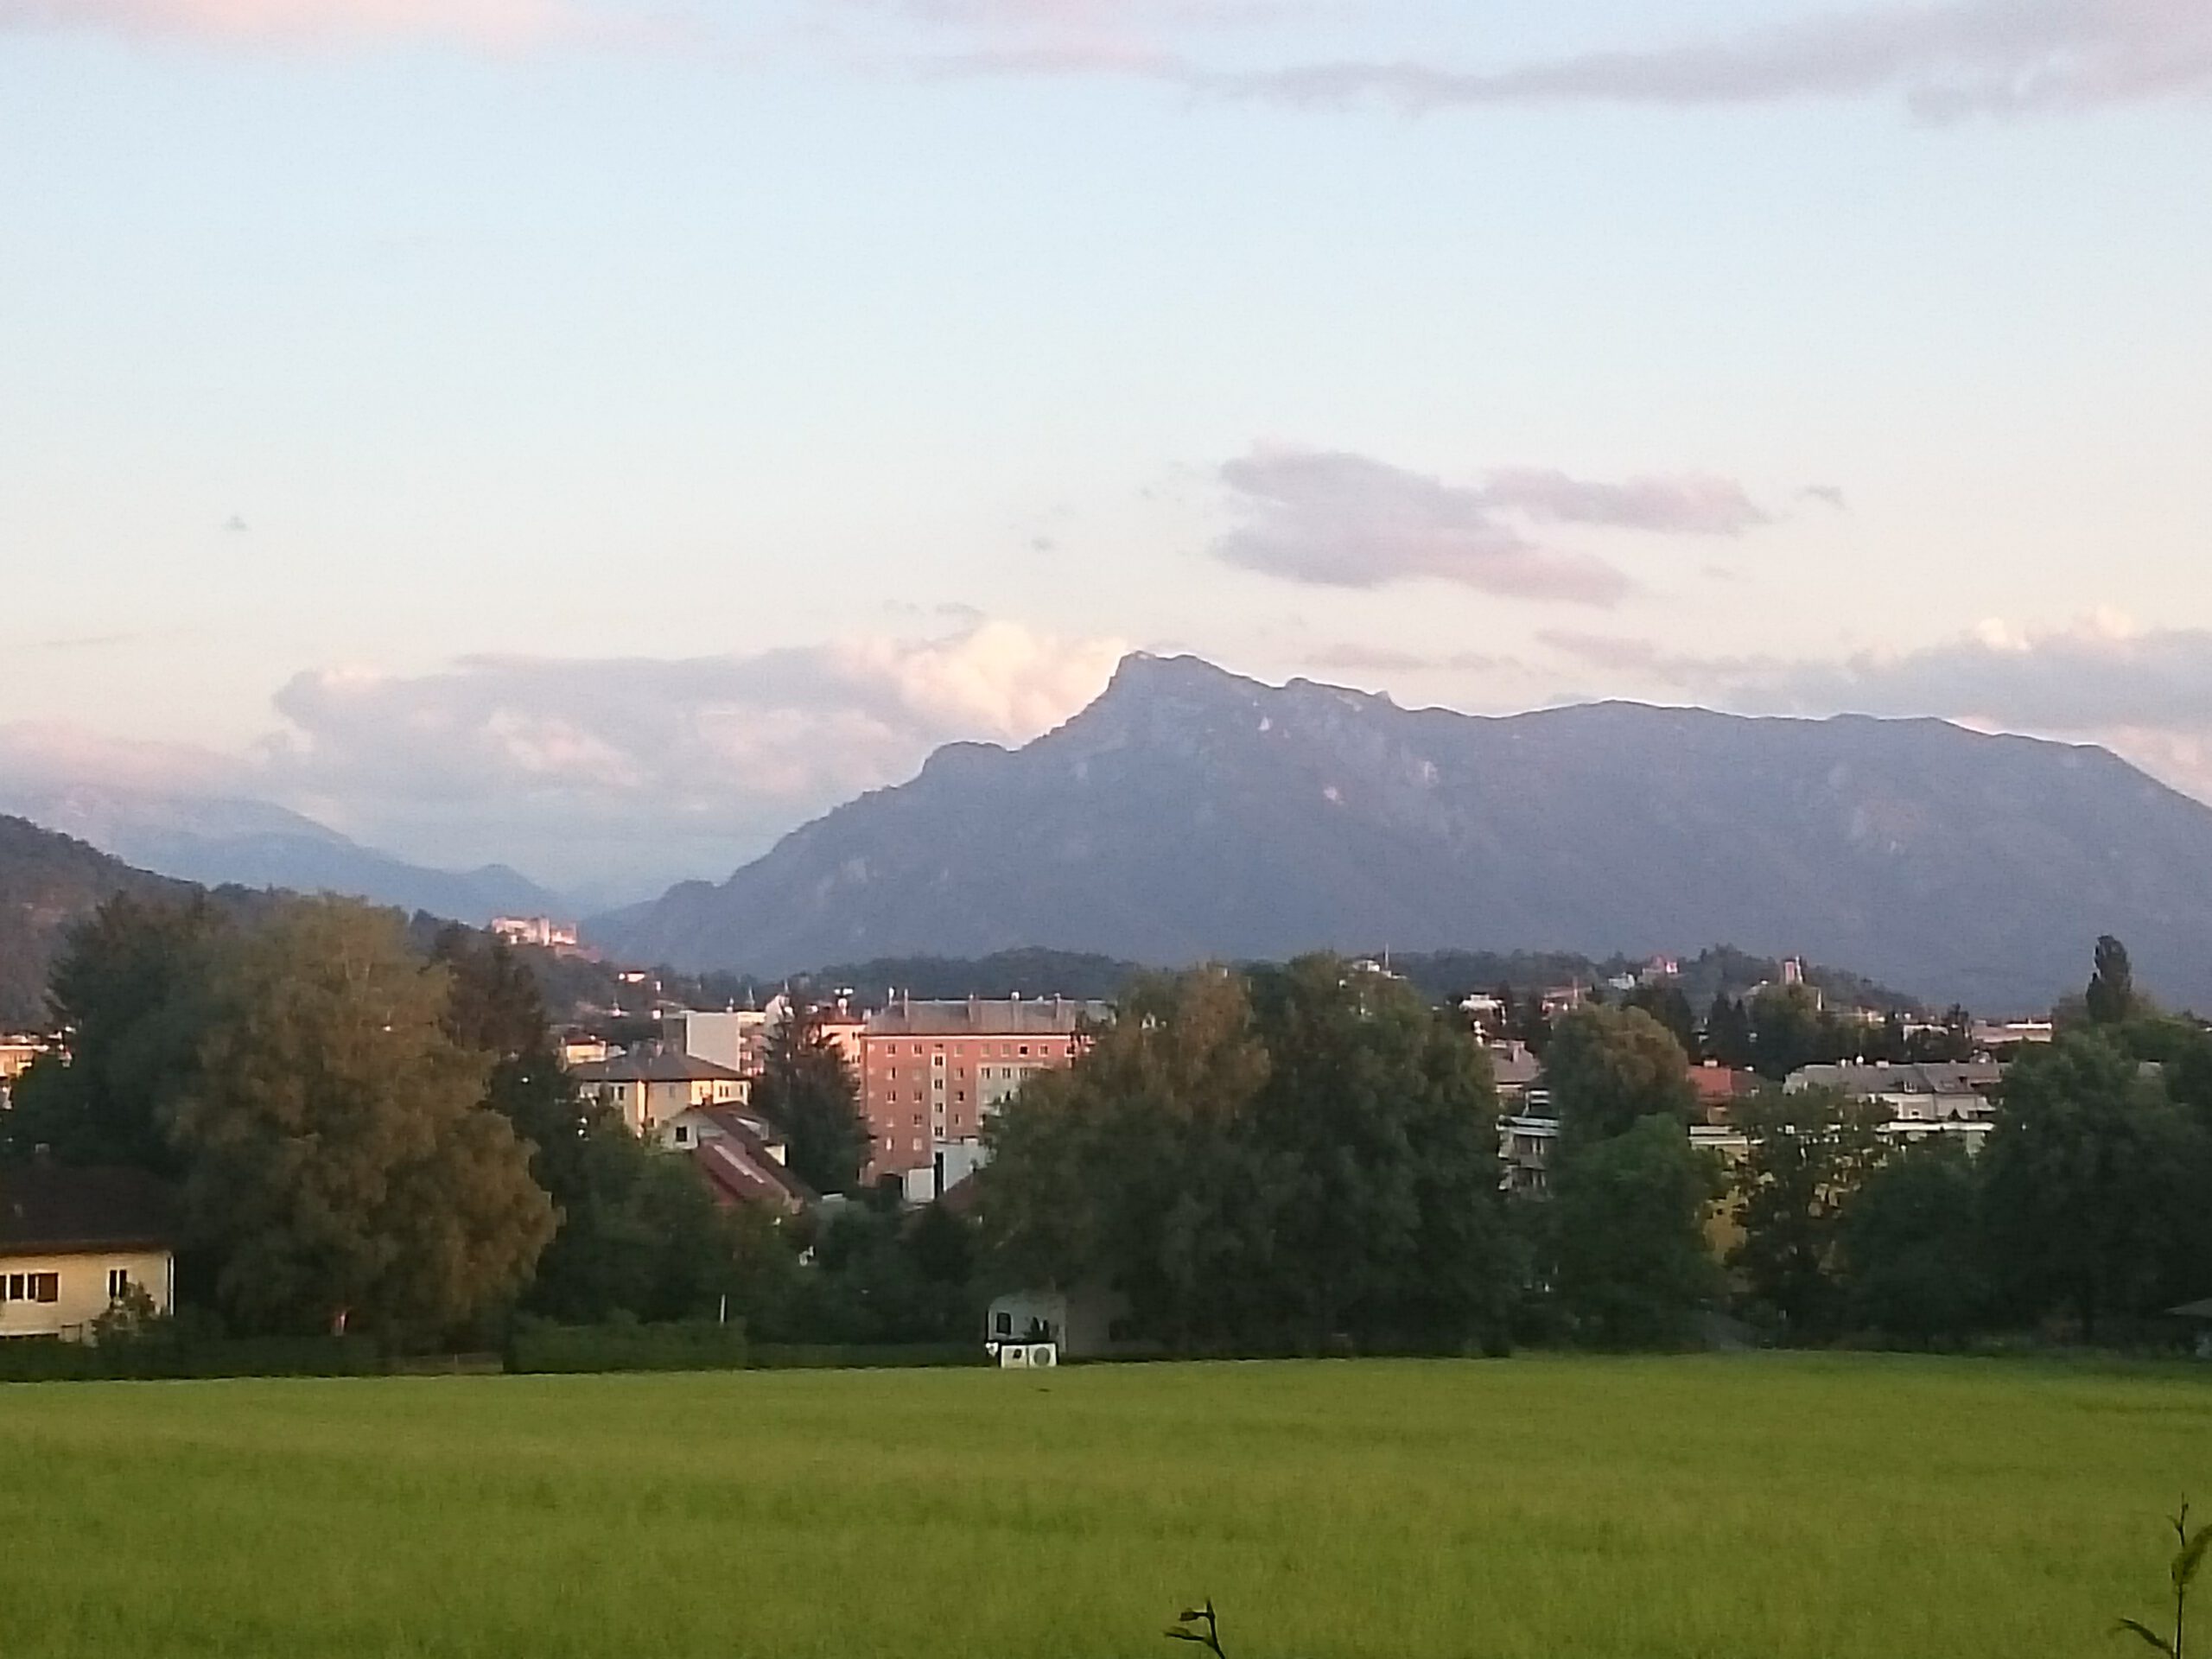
[1688,1065,1751,1105]
[692,1128,814,1212]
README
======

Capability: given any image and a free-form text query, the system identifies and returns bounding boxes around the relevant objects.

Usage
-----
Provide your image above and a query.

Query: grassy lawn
[0,1353,2205,1657]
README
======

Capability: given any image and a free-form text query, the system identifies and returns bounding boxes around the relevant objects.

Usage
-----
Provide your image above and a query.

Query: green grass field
[1,1355,2205,1657]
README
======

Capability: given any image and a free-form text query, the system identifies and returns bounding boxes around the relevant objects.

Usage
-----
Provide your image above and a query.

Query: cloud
[21,0,2204,118]
[0,720,245,797]
[1721,610,2212,734]
[0,0,687,53]
[1540,612,2212,804]
[1213,447,1765,603]
[0,620,1126,894]
[1197,0,2212,118]
[252,620,1127,887]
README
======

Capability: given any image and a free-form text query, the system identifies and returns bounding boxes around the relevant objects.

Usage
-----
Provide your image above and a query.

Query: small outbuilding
[984,1286,1128,1361]
[2170,1298,2212,1359]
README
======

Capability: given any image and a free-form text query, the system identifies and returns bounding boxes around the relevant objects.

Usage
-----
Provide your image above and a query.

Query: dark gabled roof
[0,1166,178,1255]
[571,1049,747,1084]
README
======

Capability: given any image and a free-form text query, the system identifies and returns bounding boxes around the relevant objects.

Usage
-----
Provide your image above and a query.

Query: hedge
[0,1335,380,1382]
[747,1342,983,1370]
[505,1319,749,1375]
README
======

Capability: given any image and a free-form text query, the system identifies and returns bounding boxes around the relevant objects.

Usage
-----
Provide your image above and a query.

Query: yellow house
[0,1166,178,1342]
[569,1047,749,1136]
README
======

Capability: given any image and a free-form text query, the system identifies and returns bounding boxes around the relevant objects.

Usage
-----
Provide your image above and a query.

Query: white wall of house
[0,1249,173,1341]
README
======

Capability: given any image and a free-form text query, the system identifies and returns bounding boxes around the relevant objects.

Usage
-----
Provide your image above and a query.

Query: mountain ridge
[0,783,564,924]
[591,653,2212,1010]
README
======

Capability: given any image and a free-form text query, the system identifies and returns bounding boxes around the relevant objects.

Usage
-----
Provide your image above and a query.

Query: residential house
[861,995,1109,1190]
[1688,1062,1755,1122]
[1972,1019,2056,1052]
[0,1033,50,1109]
[570,1046,749,1136]
[659,1105,815,1214]
[0,1166,176,1341]
[1786,1061,2005,1150]
[557,1031,613,1070]
[1487,1041,1542,1111]
[1499,1114,1557,1196]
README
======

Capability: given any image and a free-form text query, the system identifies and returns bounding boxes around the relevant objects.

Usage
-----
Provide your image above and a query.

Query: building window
[673,1125,690,1145]
[31,1273,58,1304]
[107,1268,131,1300]
[3,1273,20,1300]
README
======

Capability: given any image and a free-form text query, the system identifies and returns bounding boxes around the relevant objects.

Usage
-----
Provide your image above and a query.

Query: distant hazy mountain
[594,653,2212,1011]
[0,815,192,1027]
[0,785,563,925]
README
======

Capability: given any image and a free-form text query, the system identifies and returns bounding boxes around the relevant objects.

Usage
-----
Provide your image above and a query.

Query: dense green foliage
[979,959,1514,1351]
[1547,1114,1725,1346]
[169,900,555,1342]
[1728,1085,1889,1338]
[1545,1005,1700,1142]
[504,1319,749,1374]
[747,998,868,1196]
[0,1357,2205,1657]
[1980,1027,2211,1338]
[1836,1140,1993,1344]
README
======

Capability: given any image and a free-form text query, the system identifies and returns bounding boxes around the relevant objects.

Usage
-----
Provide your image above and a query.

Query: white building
[662,1008,766,1076]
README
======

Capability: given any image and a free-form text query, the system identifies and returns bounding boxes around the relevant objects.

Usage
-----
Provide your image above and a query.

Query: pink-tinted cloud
[1198,0,2212,118]
[1214,447,1767,603]
[0,0,672,52]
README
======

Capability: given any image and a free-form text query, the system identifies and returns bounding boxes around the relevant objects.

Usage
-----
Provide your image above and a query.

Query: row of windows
[875,1041,1065,1065]
[0,1270,135,1305]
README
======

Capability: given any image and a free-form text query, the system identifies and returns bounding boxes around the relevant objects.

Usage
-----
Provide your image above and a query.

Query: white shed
[984,1286,1127,1360]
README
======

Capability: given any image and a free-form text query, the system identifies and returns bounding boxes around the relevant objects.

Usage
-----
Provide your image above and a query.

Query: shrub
[505,1319,749,1375]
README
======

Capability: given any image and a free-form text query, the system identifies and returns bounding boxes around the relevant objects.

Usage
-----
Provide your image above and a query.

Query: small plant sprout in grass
[2117,1501,2212,1659]
[1166,1599,1227,1656]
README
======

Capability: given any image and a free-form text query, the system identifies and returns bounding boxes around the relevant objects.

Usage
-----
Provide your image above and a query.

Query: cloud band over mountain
[1213,447,1768,602]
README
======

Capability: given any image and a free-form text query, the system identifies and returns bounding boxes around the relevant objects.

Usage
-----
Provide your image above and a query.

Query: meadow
[0,1354,2205,1658]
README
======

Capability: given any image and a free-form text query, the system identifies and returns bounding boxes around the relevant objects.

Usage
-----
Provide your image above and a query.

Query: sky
[3,0,2209,900]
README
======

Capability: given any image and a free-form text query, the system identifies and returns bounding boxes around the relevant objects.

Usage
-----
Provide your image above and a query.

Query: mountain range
[593,652,2212,1011]
[0,784,562,925]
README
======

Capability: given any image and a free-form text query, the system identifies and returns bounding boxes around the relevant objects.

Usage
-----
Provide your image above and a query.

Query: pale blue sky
[3,0,2209,893]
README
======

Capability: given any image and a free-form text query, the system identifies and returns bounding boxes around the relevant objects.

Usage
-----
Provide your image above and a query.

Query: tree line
[11,895,2204,1357]
[0,892,962,1351]
[974,940,2212,1352]
[1489,977,1976,1077]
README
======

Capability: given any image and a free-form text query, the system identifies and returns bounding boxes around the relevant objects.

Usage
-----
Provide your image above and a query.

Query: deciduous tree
[1548,1114,1722,1348]
[1836,1139,1990,1344]
[1728,1085,1889,1338]
[1544,1005,1698,1142]
[1980,1027,2202,1337]
[169,899,555,1343]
